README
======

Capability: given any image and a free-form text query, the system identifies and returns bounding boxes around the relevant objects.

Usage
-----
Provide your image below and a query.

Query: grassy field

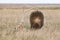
[0,8,60,40]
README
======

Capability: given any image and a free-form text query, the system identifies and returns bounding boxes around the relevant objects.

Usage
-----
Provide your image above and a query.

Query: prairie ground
[0,8,60,40]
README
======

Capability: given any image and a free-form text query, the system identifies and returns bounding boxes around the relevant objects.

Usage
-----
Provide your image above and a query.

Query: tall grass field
[0,7,60,40]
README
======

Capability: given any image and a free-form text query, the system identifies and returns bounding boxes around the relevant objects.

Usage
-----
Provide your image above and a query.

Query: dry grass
[0,8,60,40]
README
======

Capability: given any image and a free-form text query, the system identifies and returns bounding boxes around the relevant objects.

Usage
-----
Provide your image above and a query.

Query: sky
[0,0,60,4]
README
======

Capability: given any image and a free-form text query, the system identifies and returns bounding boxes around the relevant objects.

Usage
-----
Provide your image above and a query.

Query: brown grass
[0,8,60,40]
